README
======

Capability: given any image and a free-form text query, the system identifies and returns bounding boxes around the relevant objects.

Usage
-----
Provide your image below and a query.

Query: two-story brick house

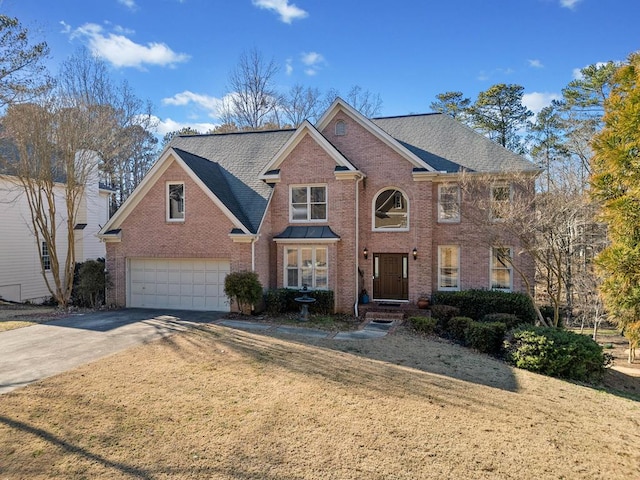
[99,98,539,312]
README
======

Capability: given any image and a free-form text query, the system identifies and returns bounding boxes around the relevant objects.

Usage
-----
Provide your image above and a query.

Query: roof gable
[259,121,359,179]
[316,98,436,172]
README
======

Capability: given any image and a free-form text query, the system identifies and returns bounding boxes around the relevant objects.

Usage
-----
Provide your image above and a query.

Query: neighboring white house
[0,153,112,303]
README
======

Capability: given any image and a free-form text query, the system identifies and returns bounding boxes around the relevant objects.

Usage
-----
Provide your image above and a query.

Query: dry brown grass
[0,304,62,332]
[1,323,639,479]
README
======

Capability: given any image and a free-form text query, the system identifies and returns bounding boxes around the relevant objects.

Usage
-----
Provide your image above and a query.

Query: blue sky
[3,0,639,136]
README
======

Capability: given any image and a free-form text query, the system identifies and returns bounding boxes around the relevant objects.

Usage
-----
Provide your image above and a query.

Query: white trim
[372,187,410,232]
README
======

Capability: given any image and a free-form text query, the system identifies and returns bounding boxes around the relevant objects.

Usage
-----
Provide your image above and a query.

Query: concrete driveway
[0,309,225,395]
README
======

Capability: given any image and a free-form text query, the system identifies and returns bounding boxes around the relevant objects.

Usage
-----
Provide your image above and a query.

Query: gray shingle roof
[372,113,538,173]
[169,130,294,234]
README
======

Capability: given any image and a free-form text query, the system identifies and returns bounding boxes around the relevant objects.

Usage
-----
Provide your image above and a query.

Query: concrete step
[365,311,405,321]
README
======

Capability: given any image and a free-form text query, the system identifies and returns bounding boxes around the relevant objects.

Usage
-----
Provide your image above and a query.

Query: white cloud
[285,58,293,75]
[528,59,544,68]
[252,0,308,24]
[560,0,582,9]
[162,91,224,118]
[300,51,325,76]
[118,0,137,11]
[151,116,218,136]
[522,92,561,114]
[69,23,190,69]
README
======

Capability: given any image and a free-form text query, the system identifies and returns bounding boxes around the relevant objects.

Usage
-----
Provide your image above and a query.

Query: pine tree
[590,52,640,340]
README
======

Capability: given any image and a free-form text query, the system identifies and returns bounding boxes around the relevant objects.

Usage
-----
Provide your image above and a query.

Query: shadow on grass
[0,415,153,479]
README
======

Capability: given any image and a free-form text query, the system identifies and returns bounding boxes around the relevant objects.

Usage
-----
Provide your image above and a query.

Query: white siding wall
[0,174,106,303]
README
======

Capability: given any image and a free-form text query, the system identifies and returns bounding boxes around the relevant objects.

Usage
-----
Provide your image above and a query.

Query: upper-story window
[335,120,346,136]
[491,246,513,291]
[491,183,511,221]
[290,185,327,222]
[438,184,460,222]
[167,182,185,221]
[373,188,409,231]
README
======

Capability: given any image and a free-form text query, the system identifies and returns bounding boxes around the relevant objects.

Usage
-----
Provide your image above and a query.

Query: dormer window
[167,182,185,221]
[335,120,346,136]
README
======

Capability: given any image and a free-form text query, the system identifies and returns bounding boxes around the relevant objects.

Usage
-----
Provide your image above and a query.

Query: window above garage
[167,182,185,222]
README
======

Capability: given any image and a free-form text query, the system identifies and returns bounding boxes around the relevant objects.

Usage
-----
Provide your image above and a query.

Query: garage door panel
[129,258,230,311]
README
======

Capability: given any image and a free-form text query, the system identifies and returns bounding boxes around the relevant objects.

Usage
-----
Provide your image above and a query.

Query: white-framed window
[41,242,51,271]
[335,120,346,136]
[438,245,460,290]
[491,247,513,291]
[490,183,511,221]
[373,188,409,231]
[290,185,327,222]
[438,184,460,222]
[167,182,185,221]
[285,246,328,289]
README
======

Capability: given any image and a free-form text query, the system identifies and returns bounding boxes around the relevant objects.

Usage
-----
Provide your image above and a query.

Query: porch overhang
[273,226,341,244]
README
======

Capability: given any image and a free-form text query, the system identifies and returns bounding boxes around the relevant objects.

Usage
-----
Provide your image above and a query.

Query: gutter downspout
[354,174,365,317]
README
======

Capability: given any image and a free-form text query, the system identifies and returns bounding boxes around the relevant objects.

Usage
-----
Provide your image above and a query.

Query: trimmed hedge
[264,288,334,316]
[432,290,536,324]
[409,316,437,334]
[504,326,611,382]
[430,304,461,332]
[447,316,473,342]
[480,313,523,330]
[467,321,507,355]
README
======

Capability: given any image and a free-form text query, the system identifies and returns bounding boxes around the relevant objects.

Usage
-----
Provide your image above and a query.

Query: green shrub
[72,259,107,308]
[446,316,473,343]
[432,290,536,324]
[264,288,334,316]
[224,271,263,314]
[467,321,507,355]
[429,304,460,331]
[480,313,523,330]
[409,316,437,334]
[504,326,610,383]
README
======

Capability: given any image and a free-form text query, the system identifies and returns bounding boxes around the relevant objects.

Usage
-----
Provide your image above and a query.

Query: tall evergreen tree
[468,83,533,153]
[590,52,640,339]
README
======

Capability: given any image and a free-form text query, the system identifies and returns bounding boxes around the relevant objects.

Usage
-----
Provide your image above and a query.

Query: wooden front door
[373,253,409,301]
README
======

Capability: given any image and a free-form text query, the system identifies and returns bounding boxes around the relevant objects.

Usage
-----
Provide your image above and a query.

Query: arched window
[335,120,346,136]
[373,188,409,230]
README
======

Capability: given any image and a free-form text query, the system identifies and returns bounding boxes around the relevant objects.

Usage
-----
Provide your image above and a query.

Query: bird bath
[294,285,316,322]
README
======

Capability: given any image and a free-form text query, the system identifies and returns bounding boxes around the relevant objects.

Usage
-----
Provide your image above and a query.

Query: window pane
[316,248,327,267]
[287,269,298,287]
[301,268,313,287]
[310,186,325,203]
[291,187,307,204]
[311,204,326,220]
[287,249,298,267]
[439,185,460,220]
[315,271,327,289]
[169,184,184,219]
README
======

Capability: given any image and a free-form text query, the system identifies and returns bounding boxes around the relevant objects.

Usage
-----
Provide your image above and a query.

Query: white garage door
[129,258,230,311]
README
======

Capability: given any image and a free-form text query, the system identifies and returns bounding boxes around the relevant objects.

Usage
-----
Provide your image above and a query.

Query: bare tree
[57,48,158,211]
[280,84,322,126]
[226,48,281,129]
[2,99,118,306]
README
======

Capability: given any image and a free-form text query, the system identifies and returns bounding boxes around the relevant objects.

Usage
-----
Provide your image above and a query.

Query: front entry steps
[364,310,405,322]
